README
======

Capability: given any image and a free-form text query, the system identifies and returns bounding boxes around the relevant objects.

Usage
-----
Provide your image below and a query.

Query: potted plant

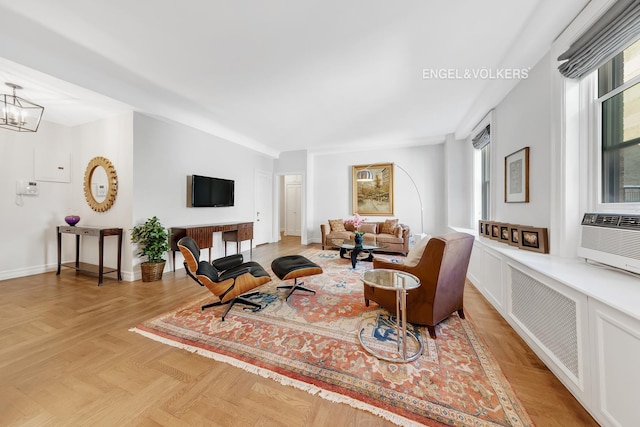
[131,216,169,282]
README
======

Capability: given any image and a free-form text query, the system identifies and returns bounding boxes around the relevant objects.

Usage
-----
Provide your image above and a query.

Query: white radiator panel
[510,268,579,379]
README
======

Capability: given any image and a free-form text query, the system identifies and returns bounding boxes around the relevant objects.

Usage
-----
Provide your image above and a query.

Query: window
[480,144,491,219]
[598,38,640,203]
[472,122,491,221]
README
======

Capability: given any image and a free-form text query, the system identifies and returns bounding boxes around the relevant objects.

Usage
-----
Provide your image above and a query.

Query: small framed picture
[490,223,501,240]
[508,225,520,247]
[478,220,486,236]
[484,222,492,237]
[518,227,549,253]
[499,224,510,243]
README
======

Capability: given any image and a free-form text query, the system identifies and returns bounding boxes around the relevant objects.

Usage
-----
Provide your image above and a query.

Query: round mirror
[84,156,118,212]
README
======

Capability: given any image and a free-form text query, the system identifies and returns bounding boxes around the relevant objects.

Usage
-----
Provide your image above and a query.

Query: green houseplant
[131,216,169,282]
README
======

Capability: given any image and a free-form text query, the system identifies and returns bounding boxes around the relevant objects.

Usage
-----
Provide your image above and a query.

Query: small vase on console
[64,215,81,226]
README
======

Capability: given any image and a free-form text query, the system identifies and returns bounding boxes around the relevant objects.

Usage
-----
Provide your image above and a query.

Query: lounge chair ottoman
[271,255,323,300]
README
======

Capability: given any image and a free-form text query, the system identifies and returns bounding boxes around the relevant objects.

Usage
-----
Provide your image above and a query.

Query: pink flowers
[351,213,367,228]
[347,213,368,237]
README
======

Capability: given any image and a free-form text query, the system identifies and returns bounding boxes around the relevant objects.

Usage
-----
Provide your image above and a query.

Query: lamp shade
[356,169,374,181]
[1,83,44,132]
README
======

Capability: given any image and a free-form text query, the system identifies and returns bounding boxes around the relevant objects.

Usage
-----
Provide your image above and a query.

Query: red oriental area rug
[131,249,532,427]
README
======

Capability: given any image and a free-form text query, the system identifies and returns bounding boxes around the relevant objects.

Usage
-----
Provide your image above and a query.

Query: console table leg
[57,230,62,275]
[117,230,122,281]
[98,233,105,286]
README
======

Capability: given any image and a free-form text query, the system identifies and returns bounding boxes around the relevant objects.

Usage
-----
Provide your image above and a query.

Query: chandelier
[1,83,44,132]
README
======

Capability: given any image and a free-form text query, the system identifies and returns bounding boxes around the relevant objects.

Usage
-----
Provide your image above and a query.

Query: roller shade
[558,0,640,79]
[472,125,490,150]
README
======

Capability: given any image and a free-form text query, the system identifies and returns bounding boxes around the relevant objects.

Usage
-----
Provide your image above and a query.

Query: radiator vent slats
[510,268,579,378]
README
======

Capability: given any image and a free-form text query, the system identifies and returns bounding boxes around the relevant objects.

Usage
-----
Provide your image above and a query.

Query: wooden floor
[0,236,598,426]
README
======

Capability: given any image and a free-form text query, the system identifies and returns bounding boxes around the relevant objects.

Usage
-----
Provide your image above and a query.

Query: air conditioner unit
[578,213,640,274]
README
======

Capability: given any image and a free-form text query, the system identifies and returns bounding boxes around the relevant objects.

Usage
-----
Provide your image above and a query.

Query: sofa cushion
[380,219,398,234]
[359,223,377,234]
[405,234,431,267]
[376,234,403,245]
[329,219,346,232]
[344,221,355,232]
[326,231,354,245]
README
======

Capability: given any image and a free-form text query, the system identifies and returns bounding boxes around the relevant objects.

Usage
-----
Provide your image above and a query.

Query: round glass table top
[361,268,420,291]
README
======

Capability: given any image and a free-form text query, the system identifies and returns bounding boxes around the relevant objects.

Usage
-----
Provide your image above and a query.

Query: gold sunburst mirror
[83,156,118,212]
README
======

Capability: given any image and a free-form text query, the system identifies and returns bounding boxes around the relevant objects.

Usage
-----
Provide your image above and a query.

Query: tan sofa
[320,219,410,254]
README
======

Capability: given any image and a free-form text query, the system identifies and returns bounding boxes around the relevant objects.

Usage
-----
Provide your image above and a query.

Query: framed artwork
[478,220,485,236]
[508,225,520,247]
[484,222,492,237]
[352,163,394,215]
[490,222,501,240]
[499,224,510,243]
[518,226,549,253]
[505,147,529,203]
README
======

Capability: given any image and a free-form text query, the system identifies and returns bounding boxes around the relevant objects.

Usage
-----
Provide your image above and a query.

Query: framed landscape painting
[352,163,394,215]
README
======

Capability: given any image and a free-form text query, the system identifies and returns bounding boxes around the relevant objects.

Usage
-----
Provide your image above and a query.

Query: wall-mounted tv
[187,174,235,207]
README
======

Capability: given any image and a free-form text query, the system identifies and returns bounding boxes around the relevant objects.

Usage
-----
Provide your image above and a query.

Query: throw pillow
[329,219,346,232]
[404,234,431,267]
[344,221,355,232]
[359,223,377,234]
[380,219,399,234]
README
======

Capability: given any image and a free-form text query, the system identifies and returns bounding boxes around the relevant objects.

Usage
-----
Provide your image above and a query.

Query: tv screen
[188,174,235,207]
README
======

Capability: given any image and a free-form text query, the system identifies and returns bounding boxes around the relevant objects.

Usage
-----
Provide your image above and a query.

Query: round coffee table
[358,269,422,362]
[329,239,388,268]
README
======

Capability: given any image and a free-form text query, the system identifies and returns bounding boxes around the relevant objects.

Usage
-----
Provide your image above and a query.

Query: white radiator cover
[578,213,640,275]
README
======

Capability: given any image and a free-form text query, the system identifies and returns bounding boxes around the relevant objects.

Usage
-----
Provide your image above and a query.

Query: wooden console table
[57,225,123,286]
[170,221,253,271]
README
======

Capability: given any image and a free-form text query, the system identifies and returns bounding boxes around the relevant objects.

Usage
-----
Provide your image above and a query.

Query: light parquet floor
[0,236,598,426]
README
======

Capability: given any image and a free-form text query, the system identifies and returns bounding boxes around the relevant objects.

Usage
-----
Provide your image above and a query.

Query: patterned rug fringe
[129,326,421,427]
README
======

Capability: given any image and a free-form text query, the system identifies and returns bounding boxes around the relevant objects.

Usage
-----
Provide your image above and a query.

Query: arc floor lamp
[356,163,424,236]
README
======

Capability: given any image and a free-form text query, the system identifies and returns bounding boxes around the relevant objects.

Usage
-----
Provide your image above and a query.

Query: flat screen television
[188,174,235,207]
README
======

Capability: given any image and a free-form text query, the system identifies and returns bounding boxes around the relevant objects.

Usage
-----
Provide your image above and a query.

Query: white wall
[444,133,474,229]
[492,52,552,228]
[70,113,135,277]
[310,144,446,242]
[132,114,274,274]
[0,114,133,281]
[0,121,73,279]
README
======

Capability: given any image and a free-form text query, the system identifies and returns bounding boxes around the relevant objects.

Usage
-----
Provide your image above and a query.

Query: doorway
[283,175,302,236]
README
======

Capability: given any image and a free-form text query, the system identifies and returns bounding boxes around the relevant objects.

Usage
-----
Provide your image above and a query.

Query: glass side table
[358,269,423,362]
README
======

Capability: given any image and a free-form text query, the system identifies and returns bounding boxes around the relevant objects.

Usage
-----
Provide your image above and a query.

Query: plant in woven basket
[131,216,169,281]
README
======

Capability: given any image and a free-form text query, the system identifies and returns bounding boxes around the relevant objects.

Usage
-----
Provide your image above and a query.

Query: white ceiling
[0,0,588,157]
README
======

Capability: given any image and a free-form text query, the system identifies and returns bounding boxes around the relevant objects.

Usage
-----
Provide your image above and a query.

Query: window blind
[557,0,640,79]
[472,125,490,150]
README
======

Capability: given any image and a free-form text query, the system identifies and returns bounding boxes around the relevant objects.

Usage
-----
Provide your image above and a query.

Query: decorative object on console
[64,215,80,226]
[0,82,44,132]
[131,216,169,282]
[352,163,393,216]
[84,156,118,212]
[505,147,530,203]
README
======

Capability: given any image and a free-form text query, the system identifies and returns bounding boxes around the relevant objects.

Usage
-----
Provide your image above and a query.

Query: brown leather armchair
[364,232,474,339]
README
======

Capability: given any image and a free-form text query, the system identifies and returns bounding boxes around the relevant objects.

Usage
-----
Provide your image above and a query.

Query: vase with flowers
[348,213,367,247]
